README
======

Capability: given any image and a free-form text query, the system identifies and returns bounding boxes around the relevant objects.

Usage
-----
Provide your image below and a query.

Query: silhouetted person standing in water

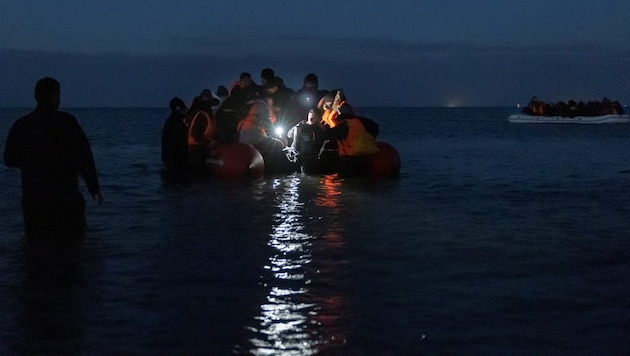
[161,96,189,172]
[4,77,104,238]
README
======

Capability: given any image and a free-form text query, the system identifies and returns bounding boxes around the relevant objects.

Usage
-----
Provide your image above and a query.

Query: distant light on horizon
[444,96,467,107]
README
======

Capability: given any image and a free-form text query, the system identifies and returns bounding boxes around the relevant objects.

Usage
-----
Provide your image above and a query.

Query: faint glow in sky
[443,95,471,108]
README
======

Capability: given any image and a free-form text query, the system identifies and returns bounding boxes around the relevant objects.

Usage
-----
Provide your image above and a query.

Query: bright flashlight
[274,126,284,136]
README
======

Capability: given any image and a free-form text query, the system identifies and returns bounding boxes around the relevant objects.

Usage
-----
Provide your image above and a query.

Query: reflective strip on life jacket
[187,111,215,146]
[321,109,339,128]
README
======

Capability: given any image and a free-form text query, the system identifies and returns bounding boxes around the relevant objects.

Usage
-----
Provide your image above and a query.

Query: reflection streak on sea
[246,174,348,355]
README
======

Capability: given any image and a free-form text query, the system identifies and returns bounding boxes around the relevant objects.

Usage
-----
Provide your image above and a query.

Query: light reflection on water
[247,174,347,355]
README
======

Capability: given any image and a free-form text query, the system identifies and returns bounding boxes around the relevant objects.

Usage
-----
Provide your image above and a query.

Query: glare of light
[249,175,323,355]
[275,126,284,136]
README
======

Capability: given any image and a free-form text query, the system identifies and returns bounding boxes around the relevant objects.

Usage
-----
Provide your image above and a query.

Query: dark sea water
[1,106,629,354]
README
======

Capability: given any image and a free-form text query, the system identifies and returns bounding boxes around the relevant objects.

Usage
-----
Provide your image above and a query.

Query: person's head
[239,72,253,87]
[200,88,220,107]
[320,91,335,110]
[260,68,275,85]
[307,109,315,124]
[303,73,318,89]
[216,85,229,98]
[264,76,280,96]
[337,103,354,117]
[201,88,211,99]
[34,77,61,107]
[169,97,187,114]
[318,89,345,111]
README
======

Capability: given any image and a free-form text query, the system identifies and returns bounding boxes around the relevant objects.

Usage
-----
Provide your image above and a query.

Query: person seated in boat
[325,103,380,176]
[215,77,261,143]
[260,68,275,89]
[212,85,229,117]
[230,72,257,97]
[599,97,621,115]
[567,100,578,118]
[161,97,189,172]
[576,101,588,117]
[553,101,569,117]
[319,90,345,128]
[186,91,220,172]
[523,96,539,115]
[236,100,290,173]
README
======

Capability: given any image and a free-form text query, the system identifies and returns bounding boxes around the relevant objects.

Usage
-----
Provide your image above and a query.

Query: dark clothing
[294,88,327,119]
[270,86,299,128]
[4,104,101,236]
[21,192,86,238]
[161,110,188,171]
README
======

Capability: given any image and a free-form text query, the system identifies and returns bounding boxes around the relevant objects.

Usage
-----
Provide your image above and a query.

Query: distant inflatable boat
[508,114,630,124]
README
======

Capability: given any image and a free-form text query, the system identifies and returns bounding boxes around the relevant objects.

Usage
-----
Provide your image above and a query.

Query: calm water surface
[1,107,629,354]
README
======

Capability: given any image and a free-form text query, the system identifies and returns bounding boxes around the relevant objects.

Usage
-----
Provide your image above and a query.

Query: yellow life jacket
[338,118,379,156]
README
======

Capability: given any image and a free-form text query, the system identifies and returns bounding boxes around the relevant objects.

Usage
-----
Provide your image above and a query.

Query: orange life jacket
[187,110,215,147]
[237,102,271,146]
[320,109,337,128]
[337,118,379,156]
[321,100,346,128]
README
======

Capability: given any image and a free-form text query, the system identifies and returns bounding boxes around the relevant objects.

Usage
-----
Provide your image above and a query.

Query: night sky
[1,1,629,107]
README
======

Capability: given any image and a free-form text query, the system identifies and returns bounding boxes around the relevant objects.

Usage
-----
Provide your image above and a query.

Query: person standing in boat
[294,73,328,128]
[312,90,346,166]
[236,100,288,173]
[161,97,189,172]
[286,108,319,163]
[263,75,297,136]
[212,85,229,117]
[215,74,261,143]
[260,68,275,89]
[4,77,104,238]
[230,72,256,97]
[186,90,220,172]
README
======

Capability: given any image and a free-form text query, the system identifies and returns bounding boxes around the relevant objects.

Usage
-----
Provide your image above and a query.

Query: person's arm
[71,116,103,205]
[93,190,104,205]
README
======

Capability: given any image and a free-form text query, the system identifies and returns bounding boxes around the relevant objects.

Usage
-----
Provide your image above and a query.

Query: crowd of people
[161,68,381,176]
[2,72,382,238]
[522,96,626,117]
